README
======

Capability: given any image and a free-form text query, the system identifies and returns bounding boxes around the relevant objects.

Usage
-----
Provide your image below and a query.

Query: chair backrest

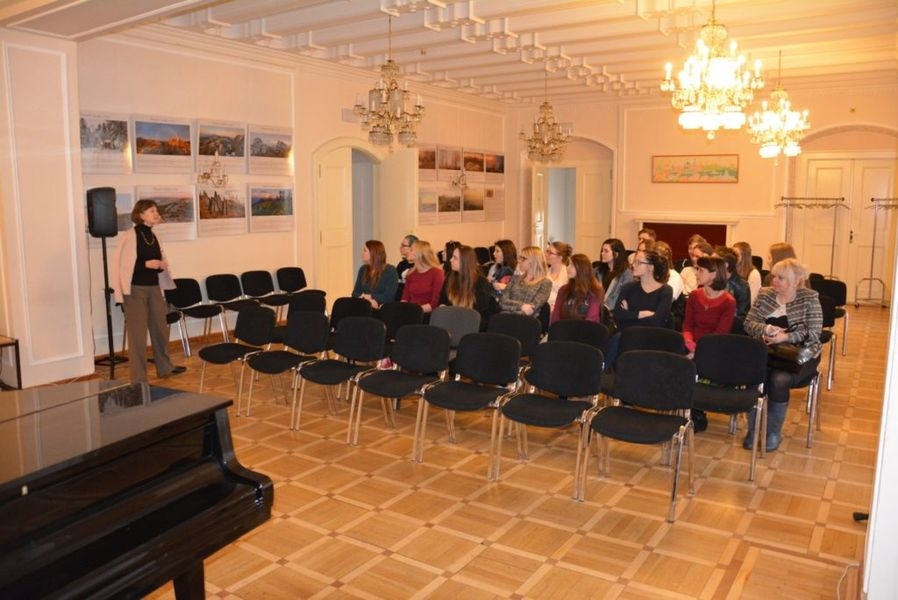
[233,306,277,346]
[487,312,543,359]
[536,302,551,334]
[286,289,327,314]
[613,350,695,411]
[240,270,276,298]
[619,326,686,356]
[809,272,826,286]
[329,296,374,332]
[526,341,604,398]
[818,294,837,328]
[429,305,482,348]
[332,316,386,362]
[166,277,204,308]
[693,334,767,387]
[810,278,847,306]
[206,273,244,303]
[276,266,307,293]
[453,332,521,386]
[548,320,610,351]
[375,301,425,340]
[391,324,451,374]
[283,310,330,355]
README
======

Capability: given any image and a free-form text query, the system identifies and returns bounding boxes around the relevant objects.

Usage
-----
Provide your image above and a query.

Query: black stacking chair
[327,296,374,349]
[352,324,451,446]
[474,246,491,265]
[810,278,848,356]
[375,301,425,358]
[414,332,521,465]
[490,341,604,498]
[205,273,260,339]
[197,306,276,407]
[276,266,308,294]
[692,334,768,481]
[581,350,697,522]
[164,277,226,352]
[296,316,386,419]
[429,305,482,361]
[818,295,838,391]
[796,357,823,448]
[548,320,610,352]
[271,289,327,344]
[601,326,687,398]
[487,312,542,365]
[240,270,291,320]
[243,311,329,424]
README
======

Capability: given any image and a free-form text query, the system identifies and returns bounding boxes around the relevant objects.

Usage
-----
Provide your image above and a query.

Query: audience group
[350,230,822,453]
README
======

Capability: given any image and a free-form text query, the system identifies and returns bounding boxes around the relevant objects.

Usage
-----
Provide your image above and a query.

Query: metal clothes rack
[775,196,848,278]
[855,197,898,308]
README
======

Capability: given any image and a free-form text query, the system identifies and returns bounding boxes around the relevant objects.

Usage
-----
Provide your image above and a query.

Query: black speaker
[87,187,118,238]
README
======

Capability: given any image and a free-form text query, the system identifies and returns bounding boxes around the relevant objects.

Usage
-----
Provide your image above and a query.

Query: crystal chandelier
[353,17,425,148]
[519,71,571,163]
[748,52,810,158]
[197,151,228,187]
[660,0,763,139]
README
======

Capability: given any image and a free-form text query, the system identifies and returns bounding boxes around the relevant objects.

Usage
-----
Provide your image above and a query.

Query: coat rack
[775,196,848,277]
[855,197,898,308]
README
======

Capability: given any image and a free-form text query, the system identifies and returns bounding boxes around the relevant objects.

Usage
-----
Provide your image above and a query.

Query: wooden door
[316,147,354,309]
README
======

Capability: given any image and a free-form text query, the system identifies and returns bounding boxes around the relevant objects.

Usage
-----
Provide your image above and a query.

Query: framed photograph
[651,154,739,183]
[80,113,131,173]
[133,116,193,173]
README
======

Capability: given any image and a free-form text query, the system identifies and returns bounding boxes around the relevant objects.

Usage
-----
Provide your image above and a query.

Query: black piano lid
[0,380,232,490]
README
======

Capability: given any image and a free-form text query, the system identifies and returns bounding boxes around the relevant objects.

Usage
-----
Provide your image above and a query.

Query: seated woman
[682,256,736,356]
[545,241,573,312]
[550,253,604,326]
[680,241,713,296]
[439,244,498,326]
[499,246,552,317]
[743,258,822,451]
[594,238,633,312]
[401,240,444,315]
[714,246,751,319]
[488,239,518,296]
[613,246,673,331]
[352,240,399,310]
[395,234,418,300]
[734,241,762,303]
[763,242,798,286]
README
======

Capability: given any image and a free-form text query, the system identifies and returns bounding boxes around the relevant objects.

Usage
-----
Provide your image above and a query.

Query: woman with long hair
[763,242,799,286]
[594,238,633,311]
[545,240,573,311]
[401,240,444,314]
[439,245,498,324]
[488,239,518,295]
[682,256,736,355]
[499,246,552,316]
[733,241,762,303]
[550,253,605,325]
[352,240,399,309]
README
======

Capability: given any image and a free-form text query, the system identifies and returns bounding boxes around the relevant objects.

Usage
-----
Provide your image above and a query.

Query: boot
[764,401,789,451]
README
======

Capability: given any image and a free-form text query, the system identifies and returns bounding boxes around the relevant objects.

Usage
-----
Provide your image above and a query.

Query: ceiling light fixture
[353,16,425,148]
[519,70,571,163]
[660,0,763,139]
[748,51,810,158]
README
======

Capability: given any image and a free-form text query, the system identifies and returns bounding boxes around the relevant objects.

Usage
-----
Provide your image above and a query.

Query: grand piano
[0,380,273,598]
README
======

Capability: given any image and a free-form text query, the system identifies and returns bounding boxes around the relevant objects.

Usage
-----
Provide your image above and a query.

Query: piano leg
[173,562,205,600]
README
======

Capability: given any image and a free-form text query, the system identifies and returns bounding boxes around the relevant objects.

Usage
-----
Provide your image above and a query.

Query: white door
[575,159,613,261]
[796,154,895,302]
[531,165,549,247]
[377,148,416,260]
[316,147,354,308]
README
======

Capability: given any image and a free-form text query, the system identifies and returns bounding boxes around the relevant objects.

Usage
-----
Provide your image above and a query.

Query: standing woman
[488,239,518,295]
[111,199,185,383]
[594,238,633,311]
[550,253,605,326]
[352,240,399,310]
[499,246,552,316]
[401,240,445,315]
[743,258,822,451]
[734,241,762,303]
[545,241,573,312]
[440,245,498,325]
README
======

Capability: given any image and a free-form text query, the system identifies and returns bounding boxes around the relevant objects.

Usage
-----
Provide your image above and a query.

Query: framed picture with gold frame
[651,154,739,183]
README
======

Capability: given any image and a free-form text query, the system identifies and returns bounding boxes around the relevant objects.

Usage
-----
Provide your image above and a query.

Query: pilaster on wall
[0,28,93,387]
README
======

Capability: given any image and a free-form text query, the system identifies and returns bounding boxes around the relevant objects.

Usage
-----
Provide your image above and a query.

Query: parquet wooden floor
[128,306,885,599]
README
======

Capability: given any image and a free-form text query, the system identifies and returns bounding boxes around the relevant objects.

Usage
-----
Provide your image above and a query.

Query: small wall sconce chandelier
[450,168,468,194]
[197,151,228,187]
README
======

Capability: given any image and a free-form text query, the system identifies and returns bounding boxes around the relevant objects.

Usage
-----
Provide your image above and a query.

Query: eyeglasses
[400,243,412,248]
[634,260,652,266]
[546,251,559,256]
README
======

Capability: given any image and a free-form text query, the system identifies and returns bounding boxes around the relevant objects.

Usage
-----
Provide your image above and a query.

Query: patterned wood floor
[135,307,886,599]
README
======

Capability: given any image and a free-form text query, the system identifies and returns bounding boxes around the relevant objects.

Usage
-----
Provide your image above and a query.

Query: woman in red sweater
[682,255,736,356]
[401,240,444,315]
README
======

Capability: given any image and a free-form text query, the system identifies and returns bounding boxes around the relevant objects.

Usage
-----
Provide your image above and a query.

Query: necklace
[138,227,156,246]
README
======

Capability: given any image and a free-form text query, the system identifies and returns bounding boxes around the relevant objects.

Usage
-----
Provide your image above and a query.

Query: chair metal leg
[347,386,363,446]
[668,428,685,523]
[516,423,529,460]
[445,410,457,443]
[177,316,190,357]
[807,373,821,448]
[290,372,305,430]
[576,430,592,501]
[218,311,230,343]
[487,410,504,481]
[571,422,589,500]
[827,333,836,391]
[413,397,429,462]
[841,312,848,356]
[244,370,256,417]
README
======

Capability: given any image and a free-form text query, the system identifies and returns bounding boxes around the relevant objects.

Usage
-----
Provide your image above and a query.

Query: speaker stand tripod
[94,236,127,378]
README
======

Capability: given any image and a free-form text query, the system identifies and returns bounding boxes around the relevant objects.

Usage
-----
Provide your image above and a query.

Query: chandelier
[519,71,571,163]
[353,17,425,148]
[660,0,763,139]
[748,52,810,158]
[197,151,228,187]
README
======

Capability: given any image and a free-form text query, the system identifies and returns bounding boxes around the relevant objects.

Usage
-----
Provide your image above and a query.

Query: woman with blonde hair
[545,240,573,311]
[499,246,552,316]
[733,241,762,302]
[352,240,399,309]
[401,240,445,314]
[440,245,498,324]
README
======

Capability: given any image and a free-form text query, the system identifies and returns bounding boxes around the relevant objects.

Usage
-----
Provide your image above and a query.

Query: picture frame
[651,154,739,183]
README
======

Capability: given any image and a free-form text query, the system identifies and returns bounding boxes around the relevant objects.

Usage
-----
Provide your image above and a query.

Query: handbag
[766,339,822,373]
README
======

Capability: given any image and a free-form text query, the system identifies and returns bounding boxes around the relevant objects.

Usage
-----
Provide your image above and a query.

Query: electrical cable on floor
[837,562,860,600]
